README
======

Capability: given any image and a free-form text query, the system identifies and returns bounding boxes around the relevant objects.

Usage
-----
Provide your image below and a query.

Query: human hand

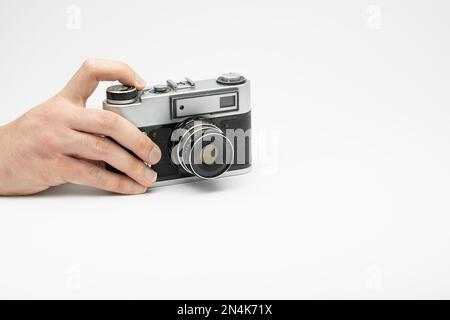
[0,59,161,195]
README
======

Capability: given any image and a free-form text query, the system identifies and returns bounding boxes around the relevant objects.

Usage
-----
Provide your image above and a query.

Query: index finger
[60,58,146,105]
[68,108,162,165]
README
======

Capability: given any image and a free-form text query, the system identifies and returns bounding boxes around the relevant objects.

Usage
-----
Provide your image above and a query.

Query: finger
[64,131,157,188]
[82,159,105,167]
[60,58,145,104]
[68,108,162,165]
[61,156,148,195]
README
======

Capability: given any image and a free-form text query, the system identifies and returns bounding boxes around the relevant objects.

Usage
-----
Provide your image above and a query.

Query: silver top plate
[103,77,251,128]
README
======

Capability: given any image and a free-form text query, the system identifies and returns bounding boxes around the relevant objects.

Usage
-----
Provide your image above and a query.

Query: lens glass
[190,133,233,179]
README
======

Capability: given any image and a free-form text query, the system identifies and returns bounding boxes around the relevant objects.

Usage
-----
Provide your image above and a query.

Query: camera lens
[173,119,233,179]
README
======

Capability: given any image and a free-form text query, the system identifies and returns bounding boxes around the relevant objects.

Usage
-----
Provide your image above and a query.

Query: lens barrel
[173,119,234,179]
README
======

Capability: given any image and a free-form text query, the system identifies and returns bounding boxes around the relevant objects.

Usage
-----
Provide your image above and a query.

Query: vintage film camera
[103,73,251,186]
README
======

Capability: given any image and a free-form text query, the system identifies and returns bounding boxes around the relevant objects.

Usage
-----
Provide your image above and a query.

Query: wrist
[0,124,14,195]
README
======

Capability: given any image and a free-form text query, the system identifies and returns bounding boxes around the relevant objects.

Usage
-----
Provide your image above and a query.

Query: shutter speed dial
[106,85,138,105]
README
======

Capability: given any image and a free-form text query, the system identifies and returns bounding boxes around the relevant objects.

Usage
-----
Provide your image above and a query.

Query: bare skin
[0,59,162,195]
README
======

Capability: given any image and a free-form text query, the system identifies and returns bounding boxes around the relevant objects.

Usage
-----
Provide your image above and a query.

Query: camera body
[103,73,251,186]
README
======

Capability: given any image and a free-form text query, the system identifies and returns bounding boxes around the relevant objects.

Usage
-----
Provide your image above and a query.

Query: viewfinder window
[220,96,236,108]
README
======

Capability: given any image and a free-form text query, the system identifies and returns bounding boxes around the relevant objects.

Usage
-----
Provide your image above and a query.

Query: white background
[1,0,450,299]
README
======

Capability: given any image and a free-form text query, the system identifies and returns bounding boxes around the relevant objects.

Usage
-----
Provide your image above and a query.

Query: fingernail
[135,72,146,88]
[134,183,147,194]
[144,167,158,183]
[149,147,162,164]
